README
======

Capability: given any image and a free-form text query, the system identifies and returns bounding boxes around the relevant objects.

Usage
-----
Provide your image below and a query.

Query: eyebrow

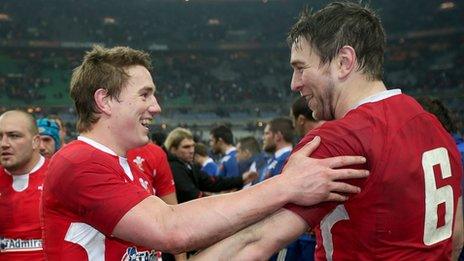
[139,86,155,94]
[1,131,23,136]
[290,60,305,67]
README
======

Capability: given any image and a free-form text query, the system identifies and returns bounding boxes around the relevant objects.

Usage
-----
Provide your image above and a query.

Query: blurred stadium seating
[0,0,462,138]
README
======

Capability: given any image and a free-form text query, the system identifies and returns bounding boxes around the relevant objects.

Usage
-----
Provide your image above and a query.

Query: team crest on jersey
[121,247,158,261]
[133,156,145,172]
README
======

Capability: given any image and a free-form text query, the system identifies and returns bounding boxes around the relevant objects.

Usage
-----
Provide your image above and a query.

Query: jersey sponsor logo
[121,247,159,261]
[0,237,43,252]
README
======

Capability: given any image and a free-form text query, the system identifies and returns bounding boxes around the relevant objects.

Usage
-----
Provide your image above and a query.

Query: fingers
[329,181,362,194]
[294,136,321,156]
[322,155,367,168]
[329,168,369,180]
[326,193,349,202]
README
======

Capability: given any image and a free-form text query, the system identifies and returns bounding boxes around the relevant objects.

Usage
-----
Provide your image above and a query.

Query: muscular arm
[192,209,309,260]
[452,196,463,261]
[159,193,188,261]
[113,137,368,253]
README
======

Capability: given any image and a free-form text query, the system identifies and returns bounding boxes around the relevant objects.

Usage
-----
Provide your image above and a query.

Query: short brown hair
[288,2,386,80]
[268,117,294,143]
[70,45,152,133]
[238,136,261,155]
[194,142,209,157]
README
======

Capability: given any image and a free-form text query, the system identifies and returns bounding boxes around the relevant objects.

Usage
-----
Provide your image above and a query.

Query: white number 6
[422,147,454,245]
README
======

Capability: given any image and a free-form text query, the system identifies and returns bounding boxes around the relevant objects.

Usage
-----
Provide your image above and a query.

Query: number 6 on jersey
[422,147,454,246]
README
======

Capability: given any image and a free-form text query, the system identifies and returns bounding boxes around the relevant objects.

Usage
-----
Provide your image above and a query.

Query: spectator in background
[291,96,325,138]
[236,136,269,185]
[151,130,167,147]
[36,118,61,158]
[210,125,239,177]
[48,114,68,145]
[259,117,294,183]
[165,127,255,204]
[0,110,48,260]
[194,142,218,176]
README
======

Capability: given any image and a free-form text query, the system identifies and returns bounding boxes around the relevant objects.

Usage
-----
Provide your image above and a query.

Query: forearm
[192,209,308,260]
[114,138,368,253]
[167,175,291,252]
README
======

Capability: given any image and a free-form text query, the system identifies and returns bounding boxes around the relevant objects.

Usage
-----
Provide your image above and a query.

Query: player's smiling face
[110,65,161,151]
[290,37,336,121]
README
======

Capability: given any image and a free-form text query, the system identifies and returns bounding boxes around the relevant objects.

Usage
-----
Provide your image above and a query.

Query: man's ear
[244,149,252,159]
[94,88,112,115]
[275,131,284,142]
[337,45,357,80]
[32,135,41,150]
[297,115,306,126]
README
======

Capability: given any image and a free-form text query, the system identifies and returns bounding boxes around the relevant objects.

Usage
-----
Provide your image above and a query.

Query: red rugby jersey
[0,156,48,260]
[127,143,175,197]
[42,137,157,260]
[286,91,462,260]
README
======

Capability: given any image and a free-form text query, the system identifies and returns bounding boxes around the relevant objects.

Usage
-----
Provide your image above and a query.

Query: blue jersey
[258,146,292,182]
[201,158,218,177]
[217,148,239,178]
[453,133,464,166]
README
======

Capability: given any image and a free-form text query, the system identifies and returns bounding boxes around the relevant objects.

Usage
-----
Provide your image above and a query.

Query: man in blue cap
[36,118,61,158]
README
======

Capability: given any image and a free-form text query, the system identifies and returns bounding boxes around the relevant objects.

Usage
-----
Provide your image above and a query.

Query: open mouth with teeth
[140,118,152,129]
[301,94,313,102]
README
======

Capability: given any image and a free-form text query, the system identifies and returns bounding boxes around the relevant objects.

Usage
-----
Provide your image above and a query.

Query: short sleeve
[150,147,176,197]
[283,124,368,228]
[54,158,151,236]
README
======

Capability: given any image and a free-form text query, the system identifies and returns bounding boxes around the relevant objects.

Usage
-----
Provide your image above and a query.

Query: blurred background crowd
[0,0,462,140]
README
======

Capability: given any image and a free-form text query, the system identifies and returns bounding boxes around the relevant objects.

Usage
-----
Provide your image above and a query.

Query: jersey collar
[350,89,402,111]
[225,147,236,155]
[78,136,118,156]
[274,146,292,159]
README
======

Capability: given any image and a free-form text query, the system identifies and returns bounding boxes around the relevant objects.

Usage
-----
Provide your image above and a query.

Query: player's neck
[80,125,127,157]
[275,142,292,152]
[334,76,387,119]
